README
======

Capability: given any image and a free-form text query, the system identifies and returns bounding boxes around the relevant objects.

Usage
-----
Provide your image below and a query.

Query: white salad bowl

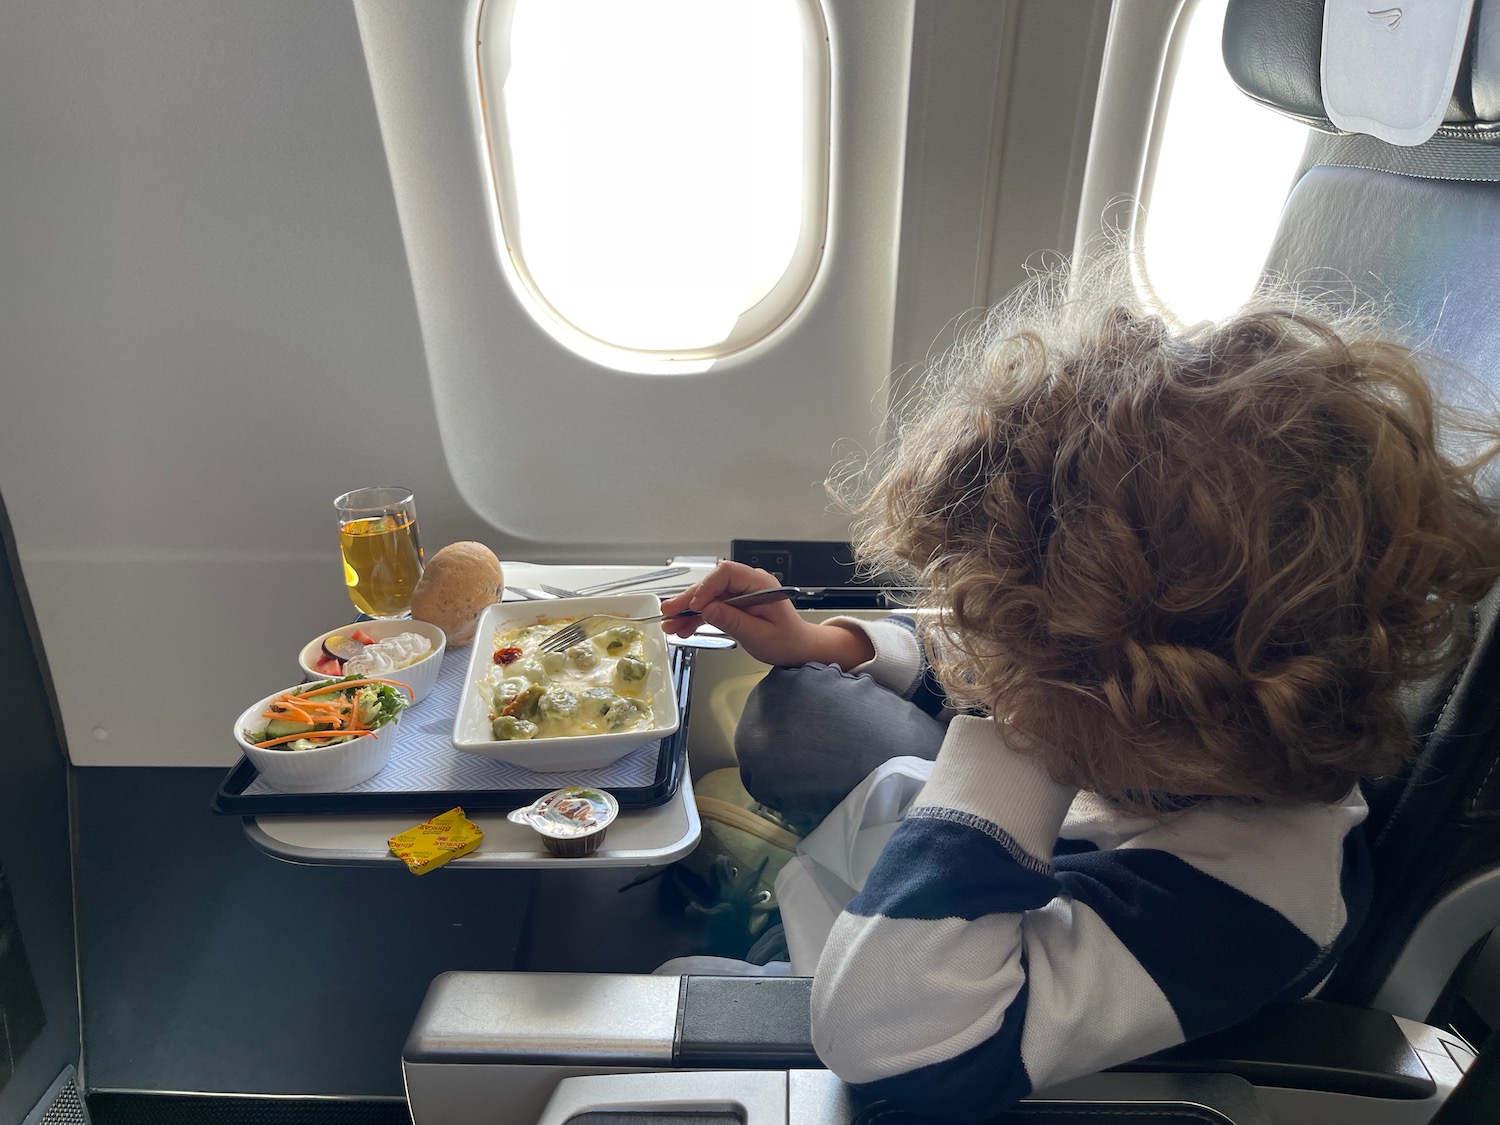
[452,594,680,772]
[234,683,410,792]
[297,618,447,703]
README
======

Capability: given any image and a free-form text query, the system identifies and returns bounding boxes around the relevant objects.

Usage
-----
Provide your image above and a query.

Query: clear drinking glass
[334,487,424,618]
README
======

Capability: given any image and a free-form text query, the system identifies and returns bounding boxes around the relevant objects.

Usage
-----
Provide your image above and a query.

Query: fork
[537,586,802,653]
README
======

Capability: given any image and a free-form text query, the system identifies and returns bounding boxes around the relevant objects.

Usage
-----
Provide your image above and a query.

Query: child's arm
[821,613,959,719]
[808,717,1370,1119]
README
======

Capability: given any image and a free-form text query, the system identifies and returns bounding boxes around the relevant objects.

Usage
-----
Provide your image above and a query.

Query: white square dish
[451,593,681,771]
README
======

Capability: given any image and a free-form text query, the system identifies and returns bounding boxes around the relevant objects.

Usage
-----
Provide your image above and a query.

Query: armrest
[1120,999,1436,1099]
[403,973,1434,1099]
[676,975,818,1067]
[675,980,1434,1099]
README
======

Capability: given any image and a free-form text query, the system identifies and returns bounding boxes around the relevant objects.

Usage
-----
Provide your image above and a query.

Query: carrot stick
[254,729,381,749]
[265,702,315,724]
[250,679,407,750]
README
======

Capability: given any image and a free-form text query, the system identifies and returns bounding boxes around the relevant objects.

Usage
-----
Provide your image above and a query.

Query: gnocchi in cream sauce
[478,620,655,740]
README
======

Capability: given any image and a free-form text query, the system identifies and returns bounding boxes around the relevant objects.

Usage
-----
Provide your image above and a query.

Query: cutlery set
[505,565,690,602]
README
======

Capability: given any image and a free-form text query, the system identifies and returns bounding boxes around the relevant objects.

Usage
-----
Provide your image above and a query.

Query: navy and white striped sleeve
[807,716,1371,1121]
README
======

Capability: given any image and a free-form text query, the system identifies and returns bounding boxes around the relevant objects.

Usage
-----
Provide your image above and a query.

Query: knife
[538,566,692,598]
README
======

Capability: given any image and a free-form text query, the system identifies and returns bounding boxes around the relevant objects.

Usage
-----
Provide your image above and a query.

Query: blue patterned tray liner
[240,646,663,796]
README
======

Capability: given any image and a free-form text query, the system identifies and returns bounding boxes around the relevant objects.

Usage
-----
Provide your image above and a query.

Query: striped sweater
[805,616,1372,1119]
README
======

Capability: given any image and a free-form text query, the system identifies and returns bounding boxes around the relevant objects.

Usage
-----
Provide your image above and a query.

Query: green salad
[244,675,409,752]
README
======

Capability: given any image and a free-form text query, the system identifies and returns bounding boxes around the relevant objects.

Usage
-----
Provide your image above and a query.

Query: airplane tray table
[242,768,700,870]
[226,644,702,869]
[215,644,694,817]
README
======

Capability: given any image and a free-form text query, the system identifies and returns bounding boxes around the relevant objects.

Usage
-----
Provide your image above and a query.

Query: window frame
[474,0,832,371]
[1130,0,1311,325]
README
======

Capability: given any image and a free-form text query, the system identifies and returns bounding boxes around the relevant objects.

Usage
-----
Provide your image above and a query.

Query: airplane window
[1138,0,1309,326]
[477,0,829,371]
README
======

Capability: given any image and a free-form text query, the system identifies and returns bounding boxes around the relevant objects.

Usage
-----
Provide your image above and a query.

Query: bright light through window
[1141,0,1309,326]
[479,0,826,363]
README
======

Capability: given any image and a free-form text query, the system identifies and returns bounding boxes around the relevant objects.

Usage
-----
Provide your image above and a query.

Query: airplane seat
[1222,0,1500,1027]
[401,3,1500,1123]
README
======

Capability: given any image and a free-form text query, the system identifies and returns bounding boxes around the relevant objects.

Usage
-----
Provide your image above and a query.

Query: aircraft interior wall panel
[0,0,478,767]
[888,1,1110,407]
[0,517,80,1125]
[888,0,1014,399]
[355,0,915,555]
[0,0,1024,770]
[1071,0,1186,260]
[984,0,1112,304]
[72,766,533,1097]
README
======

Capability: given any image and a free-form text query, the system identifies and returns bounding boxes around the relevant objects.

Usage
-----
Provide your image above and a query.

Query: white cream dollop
[344,631,433,677]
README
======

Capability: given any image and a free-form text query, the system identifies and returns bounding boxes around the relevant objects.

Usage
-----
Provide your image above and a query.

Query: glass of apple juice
[333,487,424,618]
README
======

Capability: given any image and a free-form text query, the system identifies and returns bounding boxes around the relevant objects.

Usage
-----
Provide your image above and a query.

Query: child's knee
[734,663,846,782]
[734,662,946,824]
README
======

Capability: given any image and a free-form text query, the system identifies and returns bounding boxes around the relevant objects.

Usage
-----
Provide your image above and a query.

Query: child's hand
[661,560,874,669]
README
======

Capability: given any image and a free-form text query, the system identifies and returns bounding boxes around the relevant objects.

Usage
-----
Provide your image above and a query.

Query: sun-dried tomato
[494,645,524,665]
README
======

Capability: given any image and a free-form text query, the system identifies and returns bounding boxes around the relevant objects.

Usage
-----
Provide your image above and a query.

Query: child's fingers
[660,610,703,638]
[660,567,743,634]
[658,583,702,619]
[661,561,791,641]
[660,562,739,617]
[699,596,799,640]
[684,561,778,611]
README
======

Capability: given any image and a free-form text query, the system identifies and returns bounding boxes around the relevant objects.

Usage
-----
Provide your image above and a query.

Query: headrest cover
[1224,0,1500,144]
[1322,0,1476,146]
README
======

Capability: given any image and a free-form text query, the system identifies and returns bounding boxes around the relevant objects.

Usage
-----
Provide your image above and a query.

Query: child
[659,268,1500,1120]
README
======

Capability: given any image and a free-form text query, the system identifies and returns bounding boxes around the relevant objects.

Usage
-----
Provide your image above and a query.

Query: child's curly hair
[842,264,1500,806]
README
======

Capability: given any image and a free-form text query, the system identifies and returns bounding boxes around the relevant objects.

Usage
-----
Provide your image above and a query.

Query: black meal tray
[211,645,694,817]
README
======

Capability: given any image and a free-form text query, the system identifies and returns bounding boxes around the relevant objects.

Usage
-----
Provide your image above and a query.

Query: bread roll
[410,542,503,646]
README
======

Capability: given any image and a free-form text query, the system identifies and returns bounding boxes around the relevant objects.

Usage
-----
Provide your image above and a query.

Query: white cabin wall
[0,1,462,766]
[0,1,1117,769]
